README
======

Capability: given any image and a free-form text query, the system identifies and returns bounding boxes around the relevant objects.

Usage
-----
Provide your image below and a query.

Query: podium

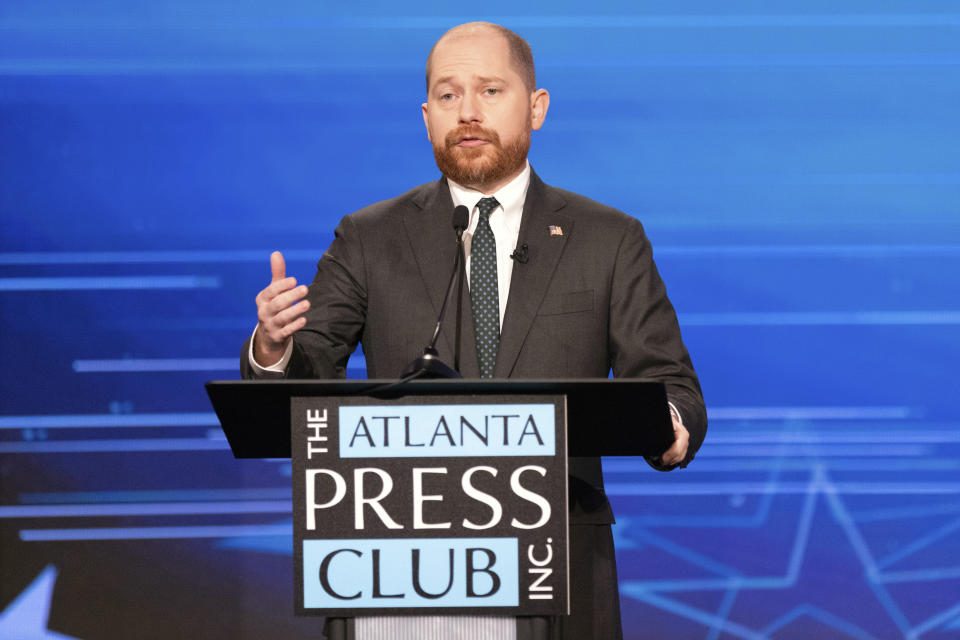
[206,378,674,627]
[207,378,674,459]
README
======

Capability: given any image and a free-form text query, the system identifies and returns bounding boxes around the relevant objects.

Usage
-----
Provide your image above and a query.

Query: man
[243,22,705,640]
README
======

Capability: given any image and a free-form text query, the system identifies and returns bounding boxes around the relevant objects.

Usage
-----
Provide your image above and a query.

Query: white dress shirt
[447,161,530,330]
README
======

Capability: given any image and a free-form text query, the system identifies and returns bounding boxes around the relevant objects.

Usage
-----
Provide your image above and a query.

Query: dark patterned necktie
[470,196,500,378]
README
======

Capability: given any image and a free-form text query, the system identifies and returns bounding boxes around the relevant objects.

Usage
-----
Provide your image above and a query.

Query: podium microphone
[400,205,469,379]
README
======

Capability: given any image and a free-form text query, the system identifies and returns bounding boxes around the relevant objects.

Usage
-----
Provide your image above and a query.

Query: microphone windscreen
[452,205,469,232]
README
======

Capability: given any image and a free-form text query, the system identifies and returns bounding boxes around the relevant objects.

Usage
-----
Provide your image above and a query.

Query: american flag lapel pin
[549,225,563,236]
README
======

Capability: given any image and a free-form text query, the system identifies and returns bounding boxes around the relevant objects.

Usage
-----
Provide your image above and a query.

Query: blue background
[1,1,958,638]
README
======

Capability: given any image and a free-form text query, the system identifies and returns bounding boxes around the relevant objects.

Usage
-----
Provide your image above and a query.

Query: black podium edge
[205,378,673,459]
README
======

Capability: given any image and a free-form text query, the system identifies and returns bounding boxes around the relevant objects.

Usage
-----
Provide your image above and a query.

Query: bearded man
[243,21,706,640]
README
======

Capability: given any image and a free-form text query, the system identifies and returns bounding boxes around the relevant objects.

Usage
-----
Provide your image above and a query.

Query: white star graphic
[0,566,79,640]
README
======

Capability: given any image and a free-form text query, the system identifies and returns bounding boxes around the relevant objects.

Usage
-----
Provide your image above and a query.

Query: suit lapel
[404,179,480,377]
[494,172,572,377]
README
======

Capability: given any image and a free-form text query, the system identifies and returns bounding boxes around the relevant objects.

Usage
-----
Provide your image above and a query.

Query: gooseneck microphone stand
[399,205,469,379]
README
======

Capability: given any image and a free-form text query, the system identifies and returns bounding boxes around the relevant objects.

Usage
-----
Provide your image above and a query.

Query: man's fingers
[278,315,307,338]
[263,314,307,345]
[273,299,310,328]
[661,447,682,466]
[267,285,309,314]
[661,443,682,465]
[257,277,296,305]
[270,251,286,282]
[256,253,308,349]
[258,277,300,305]
[259,296,310,342]
[253,251,303,362]
[660,424,690,465]
[658,419,689,466]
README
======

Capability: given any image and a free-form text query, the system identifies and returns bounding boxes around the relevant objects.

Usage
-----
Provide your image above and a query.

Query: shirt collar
[445,161,531,222]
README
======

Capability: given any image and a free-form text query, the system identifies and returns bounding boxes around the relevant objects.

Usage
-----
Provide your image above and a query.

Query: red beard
[432,123,530,191]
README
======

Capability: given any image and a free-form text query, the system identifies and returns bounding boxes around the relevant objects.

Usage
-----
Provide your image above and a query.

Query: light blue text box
[303,538,519,608]
[338,404,555,458]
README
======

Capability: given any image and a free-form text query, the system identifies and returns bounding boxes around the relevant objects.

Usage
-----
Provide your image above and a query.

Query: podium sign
[291,394,569,617]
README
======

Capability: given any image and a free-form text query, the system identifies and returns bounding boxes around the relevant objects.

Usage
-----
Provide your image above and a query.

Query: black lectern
[206,378,675,459]
[206,378,674,622]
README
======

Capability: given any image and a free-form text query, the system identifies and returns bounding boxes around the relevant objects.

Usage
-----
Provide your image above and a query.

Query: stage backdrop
[2,2,959,638]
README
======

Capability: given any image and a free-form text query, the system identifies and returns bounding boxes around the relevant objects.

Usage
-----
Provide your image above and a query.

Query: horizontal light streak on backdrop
[874,568,960,584]
[608,459,960,473]
[680,311,960,326]
[2,13,959,29]
[19,488,290,503]
[604,482,960,496]
[19,523,292,542]
[656,244,960,257]
[706,406,912,420]
[0,276,221,290]
[0,501,292,518]
[3,55,959,76]
[670,445,932,457]
[15,487,960,517]
[4,244,960,265]
[685,431,960,444]
[0,412,220,428]
[72,358,239,372]
[0,438,231,453]
[0,249,323,265]
[62,311,960,330]
[2,443,935,458]
[0,406,915,429]
[851,502,960,522]
[71,353,368,372]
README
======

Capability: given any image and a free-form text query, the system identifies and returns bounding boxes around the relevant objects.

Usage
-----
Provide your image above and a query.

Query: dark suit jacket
[242,170,706,524]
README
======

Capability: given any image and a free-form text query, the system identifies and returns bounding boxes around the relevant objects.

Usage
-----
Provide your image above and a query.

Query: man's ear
[421,102,432,142]
[530,89,550,131]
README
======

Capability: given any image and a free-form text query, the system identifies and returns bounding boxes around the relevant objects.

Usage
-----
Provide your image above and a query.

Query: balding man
[245,22,706,640]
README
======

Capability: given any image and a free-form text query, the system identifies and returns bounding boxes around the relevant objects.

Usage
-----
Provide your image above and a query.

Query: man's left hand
[660,412,690,467]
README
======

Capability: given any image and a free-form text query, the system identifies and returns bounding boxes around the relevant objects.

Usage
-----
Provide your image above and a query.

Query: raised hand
[252,251,310,367]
